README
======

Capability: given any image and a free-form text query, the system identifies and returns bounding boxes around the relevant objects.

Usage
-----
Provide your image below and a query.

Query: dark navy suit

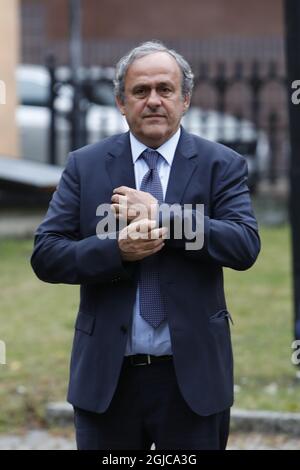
[31,128,260,446]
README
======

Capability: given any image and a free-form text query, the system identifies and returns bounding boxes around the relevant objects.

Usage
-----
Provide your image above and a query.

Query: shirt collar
[130,127,181,166]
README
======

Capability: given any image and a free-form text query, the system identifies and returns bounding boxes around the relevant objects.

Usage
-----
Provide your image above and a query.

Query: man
[31,41,260,450]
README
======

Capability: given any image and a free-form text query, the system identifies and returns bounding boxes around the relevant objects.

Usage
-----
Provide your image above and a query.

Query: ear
[182,94,191,114]
[115,96,126,115]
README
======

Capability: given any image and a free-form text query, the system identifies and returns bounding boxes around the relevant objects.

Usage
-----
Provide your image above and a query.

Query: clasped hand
[111,186,168,261]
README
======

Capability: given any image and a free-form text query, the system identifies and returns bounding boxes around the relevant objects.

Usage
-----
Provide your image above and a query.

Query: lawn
[0,225,299,433]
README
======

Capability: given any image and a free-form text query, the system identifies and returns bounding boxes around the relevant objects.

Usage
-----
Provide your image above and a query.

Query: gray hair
[114,41,194,103]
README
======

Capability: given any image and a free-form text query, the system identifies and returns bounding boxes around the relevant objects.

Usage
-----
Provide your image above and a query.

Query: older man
[31,41,260,450]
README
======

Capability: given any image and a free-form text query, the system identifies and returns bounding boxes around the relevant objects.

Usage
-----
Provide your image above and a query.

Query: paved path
[0,430,299,450]
[0,430,75,450]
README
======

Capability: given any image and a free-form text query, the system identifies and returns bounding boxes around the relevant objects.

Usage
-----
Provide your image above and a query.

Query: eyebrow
[132,81,174,90]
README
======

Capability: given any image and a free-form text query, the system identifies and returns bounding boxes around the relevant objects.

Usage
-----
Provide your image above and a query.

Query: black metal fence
[21,2,289,187]
[191,61,288,183]
[45,56,288,191]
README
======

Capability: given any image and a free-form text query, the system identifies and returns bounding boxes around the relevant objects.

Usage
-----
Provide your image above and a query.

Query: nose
[146,89,162,108]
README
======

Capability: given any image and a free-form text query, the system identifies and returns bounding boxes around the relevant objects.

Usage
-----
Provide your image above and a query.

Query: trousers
[74,358,230,450]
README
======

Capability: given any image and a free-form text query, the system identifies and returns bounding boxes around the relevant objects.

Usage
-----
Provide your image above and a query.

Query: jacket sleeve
[31,153,132,284]
[161,153,261,271]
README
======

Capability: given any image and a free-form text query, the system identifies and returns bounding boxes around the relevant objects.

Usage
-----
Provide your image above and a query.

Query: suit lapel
[105,128,198,204]
[165,128,198,204]
[105,132,136,191]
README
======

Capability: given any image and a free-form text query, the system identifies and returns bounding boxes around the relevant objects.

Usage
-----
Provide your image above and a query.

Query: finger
[129,229,150,240]
[129,218,156,233]
[143,238,165,250]
[122,243,164,261]
[111,203,122,215]
[148,226,168,240]
[128,205,144,220]
[129,203,149,220]
[138,243,165,257]
[134,221,163,240]
[126,243,163,257]
[126,219,156,239]
[111,194,128,204]
[111,204,128,222]
[113,186,131,195]
[111,194,120,204]
[130,237,165,252]
[128,224,158,240]
[161,226,169,238]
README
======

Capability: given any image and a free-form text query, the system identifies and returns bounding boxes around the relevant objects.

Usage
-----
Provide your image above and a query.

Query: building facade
[21,0,284,67]
[0,0,20,157]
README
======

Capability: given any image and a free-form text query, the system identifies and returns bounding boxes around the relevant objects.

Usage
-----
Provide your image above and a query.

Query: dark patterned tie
[139,149,167,328]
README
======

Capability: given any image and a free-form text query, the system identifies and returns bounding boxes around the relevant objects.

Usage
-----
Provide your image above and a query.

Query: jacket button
[120,325,127,334]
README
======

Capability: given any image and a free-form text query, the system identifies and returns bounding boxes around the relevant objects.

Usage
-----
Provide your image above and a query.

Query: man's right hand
[118,219,168,262]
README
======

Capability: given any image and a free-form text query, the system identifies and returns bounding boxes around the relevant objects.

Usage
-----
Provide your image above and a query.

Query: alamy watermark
[291,80,300,105]
[0,80,6,105]
[96,203,205,250]
[291,340,300,365]
[0,340,6,365]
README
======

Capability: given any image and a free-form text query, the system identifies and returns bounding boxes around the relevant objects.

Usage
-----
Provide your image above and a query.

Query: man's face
[116,52,190,148]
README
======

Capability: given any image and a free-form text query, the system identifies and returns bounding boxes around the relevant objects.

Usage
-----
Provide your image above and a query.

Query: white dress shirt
[125,127,181,356]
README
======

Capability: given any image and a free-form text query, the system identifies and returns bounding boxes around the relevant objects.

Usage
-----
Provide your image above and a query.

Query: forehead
[125,52,182,86]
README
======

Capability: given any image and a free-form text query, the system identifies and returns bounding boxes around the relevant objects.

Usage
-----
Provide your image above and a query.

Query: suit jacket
[31,127,260,416]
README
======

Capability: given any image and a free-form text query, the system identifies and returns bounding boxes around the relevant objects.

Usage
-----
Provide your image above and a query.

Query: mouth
[143,115,166,119]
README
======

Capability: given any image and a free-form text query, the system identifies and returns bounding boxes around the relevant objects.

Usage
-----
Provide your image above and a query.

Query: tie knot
[142,149,160,170]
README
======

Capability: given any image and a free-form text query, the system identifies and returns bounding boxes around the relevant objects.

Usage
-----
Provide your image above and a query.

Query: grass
[0,225,299,433]
[225,225,299,412]
[0,239,78,432]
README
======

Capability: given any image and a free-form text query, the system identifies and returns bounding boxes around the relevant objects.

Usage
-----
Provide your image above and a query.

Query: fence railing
[45,57,288,189]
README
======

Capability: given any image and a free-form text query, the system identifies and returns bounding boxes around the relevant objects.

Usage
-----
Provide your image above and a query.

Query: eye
[133,87,148,98]
[158,85,172,96]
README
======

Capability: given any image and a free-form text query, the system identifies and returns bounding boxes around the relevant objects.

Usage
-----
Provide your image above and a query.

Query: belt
[124,354,173,367]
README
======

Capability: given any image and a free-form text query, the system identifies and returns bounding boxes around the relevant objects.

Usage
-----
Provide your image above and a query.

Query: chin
[142,127,170,144]
[143,135,167,148]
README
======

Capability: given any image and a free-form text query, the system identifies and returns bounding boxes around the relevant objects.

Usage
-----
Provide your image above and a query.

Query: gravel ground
[0,430,299,450]
[228,432,300,450]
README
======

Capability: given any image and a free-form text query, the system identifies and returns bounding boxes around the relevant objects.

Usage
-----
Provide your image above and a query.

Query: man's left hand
[111,186,158,223]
